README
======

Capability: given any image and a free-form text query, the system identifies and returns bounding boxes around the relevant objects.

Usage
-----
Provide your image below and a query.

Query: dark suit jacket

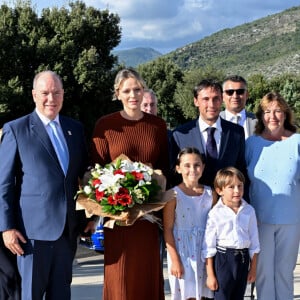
[0,111,88,249]
[170,118,247,188]
[219,110,257,137]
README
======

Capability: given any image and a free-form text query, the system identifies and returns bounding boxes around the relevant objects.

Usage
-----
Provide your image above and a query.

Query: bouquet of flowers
[76,154,173,227]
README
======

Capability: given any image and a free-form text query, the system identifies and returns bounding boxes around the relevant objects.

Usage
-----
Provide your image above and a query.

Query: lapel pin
[68,131,72,135]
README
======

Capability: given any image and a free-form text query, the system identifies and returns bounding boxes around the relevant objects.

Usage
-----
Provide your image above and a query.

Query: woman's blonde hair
[112,68,147,101]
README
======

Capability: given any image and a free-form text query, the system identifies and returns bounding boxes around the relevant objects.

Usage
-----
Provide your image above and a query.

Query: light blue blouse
[245,134,300,224]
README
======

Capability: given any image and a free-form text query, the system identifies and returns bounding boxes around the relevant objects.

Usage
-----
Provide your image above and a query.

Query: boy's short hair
[214,166,245,190]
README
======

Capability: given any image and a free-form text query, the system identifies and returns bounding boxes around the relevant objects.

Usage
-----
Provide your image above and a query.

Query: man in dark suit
[170,79,247,189]
[0,71,95,300]
[220,75,257,138]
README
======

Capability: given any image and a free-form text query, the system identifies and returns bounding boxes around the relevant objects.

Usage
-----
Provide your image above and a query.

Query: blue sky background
[1,0,299,54]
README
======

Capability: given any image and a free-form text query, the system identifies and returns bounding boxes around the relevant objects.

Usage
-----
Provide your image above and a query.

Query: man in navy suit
[0,71,95,300]
[170,79,247,189]
[220,75,257,138]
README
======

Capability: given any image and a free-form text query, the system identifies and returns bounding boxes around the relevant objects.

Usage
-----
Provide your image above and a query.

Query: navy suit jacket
[0,111,88,246]
[170,118,247,188]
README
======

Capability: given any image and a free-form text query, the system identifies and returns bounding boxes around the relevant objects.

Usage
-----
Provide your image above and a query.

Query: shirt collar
[225,109,246,123]
[217,196,247,211]
[35,109,60,127]
[199,116,222,133]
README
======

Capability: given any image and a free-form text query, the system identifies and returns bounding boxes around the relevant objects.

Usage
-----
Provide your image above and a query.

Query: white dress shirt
[224,109,250,139]
[198,116,222,155]
[35,108,62,133]
[202,198,260,259]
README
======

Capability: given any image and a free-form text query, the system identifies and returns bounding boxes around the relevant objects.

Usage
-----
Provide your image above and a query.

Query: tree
[246,73,269,112]
[174,67,224,120]
[268,73,300,126]
[247,73,300,126]
[0,0,121,136]
[138,57,184,128]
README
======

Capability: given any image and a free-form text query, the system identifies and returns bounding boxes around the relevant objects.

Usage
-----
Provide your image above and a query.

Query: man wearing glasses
[220,75,257,138]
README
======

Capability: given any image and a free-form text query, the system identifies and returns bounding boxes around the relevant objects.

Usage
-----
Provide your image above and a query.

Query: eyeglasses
[224,89,246,96]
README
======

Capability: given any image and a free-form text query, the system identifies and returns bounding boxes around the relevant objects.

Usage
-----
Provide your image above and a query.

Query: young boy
[202,167,260,300]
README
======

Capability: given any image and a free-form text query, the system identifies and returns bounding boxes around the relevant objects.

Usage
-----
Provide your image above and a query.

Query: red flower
[92,179,101,186]
[95,190,104,202]
[131,171,144,181]
[114,169,125,176]
[118,194,133,206]
[115,187,132,206]
[107,195,118,205]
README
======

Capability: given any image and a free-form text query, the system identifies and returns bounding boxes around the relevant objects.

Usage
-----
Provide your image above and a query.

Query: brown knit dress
[91,112,169,300]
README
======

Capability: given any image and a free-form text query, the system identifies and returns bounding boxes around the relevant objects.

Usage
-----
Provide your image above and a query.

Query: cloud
[2,0,298,53]
[83,0,299,53]
[86,0,211,52]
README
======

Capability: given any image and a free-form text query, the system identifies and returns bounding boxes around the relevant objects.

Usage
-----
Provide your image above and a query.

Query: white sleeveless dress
[167,185,214,300]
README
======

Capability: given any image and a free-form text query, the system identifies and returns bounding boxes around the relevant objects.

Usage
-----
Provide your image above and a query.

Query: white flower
[83,185,92,194]
[142,163,153,173]
[143,172,152,182]
[120,161,136,173]
[91,169,101,178]
[138,180,145,186]
[102,165,115,175]
[98,173,124,191]
[132,189,145,204]
[102,184,121,195]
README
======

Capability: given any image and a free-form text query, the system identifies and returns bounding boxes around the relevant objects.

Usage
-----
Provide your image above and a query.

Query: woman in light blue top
[245,92,300,300]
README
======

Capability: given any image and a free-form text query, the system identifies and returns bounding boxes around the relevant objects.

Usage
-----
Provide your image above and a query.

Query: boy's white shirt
[202,197,260,260]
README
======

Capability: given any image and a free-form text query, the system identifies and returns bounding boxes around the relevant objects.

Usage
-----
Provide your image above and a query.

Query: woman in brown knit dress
[91,68,169,300]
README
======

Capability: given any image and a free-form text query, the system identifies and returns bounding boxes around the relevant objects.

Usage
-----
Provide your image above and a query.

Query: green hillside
[164,6,300,78]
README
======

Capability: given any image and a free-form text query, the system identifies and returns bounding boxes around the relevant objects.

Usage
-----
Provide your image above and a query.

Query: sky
[1,0,299,54]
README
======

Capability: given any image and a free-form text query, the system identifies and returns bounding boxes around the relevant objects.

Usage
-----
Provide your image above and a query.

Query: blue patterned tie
[206,127,218,159]
[49,121,69,174]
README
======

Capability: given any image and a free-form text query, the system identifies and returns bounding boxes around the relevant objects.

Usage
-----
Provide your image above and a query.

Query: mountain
[113,47,162,67]
[113,6,300,78]
[164,6,300,78]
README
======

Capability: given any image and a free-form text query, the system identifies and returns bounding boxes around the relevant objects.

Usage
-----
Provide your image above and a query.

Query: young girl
[203,167,260,300]
[163,147,217,300]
